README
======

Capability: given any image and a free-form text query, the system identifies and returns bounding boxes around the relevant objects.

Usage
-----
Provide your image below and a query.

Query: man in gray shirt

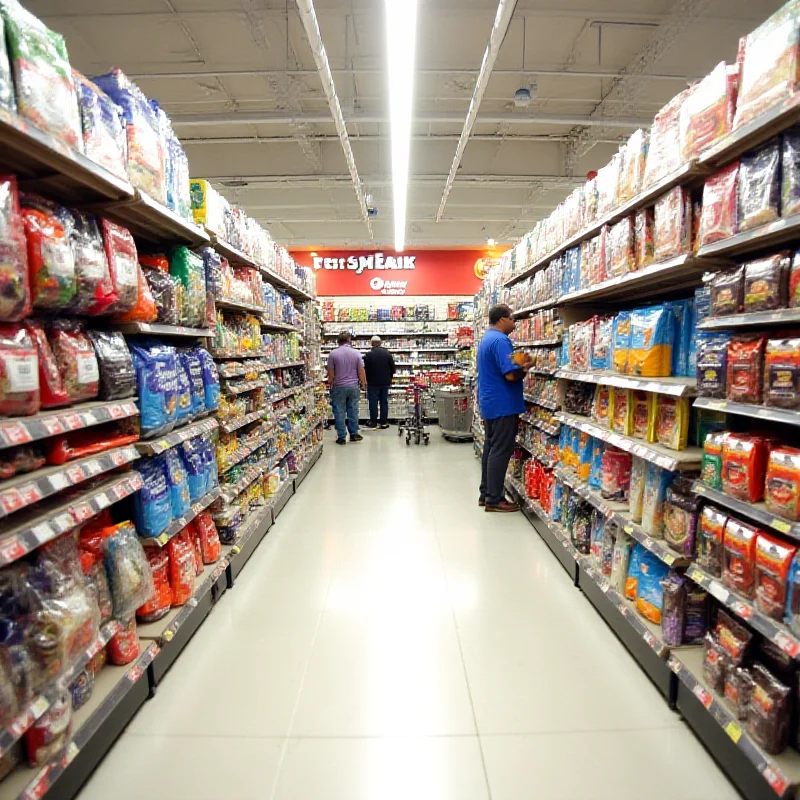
[327,331,367,445]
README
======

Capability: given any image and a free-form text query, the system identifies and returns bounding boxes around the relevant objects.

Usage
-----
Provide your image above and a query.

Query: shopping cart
[435,388,474,442]
[397,377,431,446]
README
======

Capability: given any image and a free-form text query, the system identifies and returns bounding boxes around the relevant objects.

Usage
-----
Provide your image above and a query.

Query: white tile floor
[78,430,740,800]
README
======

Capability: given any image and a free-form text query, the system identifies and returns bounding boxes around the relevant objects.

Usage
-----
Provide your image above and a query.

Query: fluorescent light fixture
[385,0,419,253]
[487,238,496,247]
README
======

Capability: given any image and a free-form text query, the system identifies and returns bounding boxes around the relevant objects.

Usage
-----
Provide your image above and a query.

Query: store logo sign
[312,253,417,275]
[369,277,408,295]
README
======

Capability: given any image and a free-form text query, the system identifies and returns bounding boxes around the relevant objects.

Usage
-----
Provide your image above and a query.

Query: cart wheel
[397,426,402,436]
[406,434,411,446]
[424,436,430,445]
[415,432,421,445]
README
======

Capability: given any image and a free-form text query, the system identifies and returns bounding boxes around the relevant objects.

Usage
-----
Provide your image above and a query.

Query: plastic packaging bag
[100,219,138,315]
[634,208,654,268]
[600,447,631,501]
[636,551,671,624]
[114,262,157,322]
[782,127,800,217]
[0,176,31,322]
[162,449,190,519]
[48,319,98,404]
[661,572,687,647]
[738,140,781,232]
[755,533,797,620]
[21,197,76,311]
[680,61,731,158]
[195,512,221,564]
[169,247,206,327]
[196,347,220,411]
[628,305,674,378]
[723,518,760,598]
[0,323,39,416]
[25,691,71,767]
[642,463,673,537]
[618,129,647,202]
[652,395,690,451]
[103,521,155,619]
[107,616,139,666]
[644,90,690,188]
[136,549,172,624]
[765,446,800,521]
[702,431,727,489]
[611,312,631,375]
[610,387,633,436]
[710,267,744,317]
[174,356,192,424]
[764,337,800,409]
[698,163,739,247]
[87,330,136,400]
[625,543,644,600]
[0,0,82,150]
[698,505,727,577]
[653,186,692,261]
[67,211,112,314]
[734,0,800,129]
[143,266,179,325]
[130,341,177,437]
[167,532,195,606]
[179,437,206,501]
[133,458,173,537]
[178,348,204,417]
[726,335,766,404]
[24,319,67,408]
[605,217,635,278]
[722,433,770,503]
[747,664,791,755]
[743,254,790,312]
[663,479,698,556]
[696,333,732,398]
[76,74,127,180]
[629,456,646,522]
[610,533,632,595]
[0,14,14,112]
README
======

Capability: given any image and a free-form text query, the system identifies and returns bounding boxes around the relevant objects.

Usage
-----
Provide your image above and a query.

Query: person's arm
[358,365,367,391]
[327,353,335,387]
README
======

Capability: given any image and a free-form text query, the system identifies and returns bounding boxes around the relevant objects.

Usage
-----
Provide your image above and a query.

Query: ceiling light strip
[436,0,519,223]
[385,0,419,252]
[295,0,373,238]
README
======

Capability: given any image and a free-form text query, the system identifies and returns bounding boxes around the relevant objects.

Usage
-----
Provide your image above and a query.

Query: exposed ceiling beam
[172,111,649,128]
[130,67,694,82]
[182,134,622,145]
[294,0,373,238]
[436,0,518,223]
[208,174,585,187]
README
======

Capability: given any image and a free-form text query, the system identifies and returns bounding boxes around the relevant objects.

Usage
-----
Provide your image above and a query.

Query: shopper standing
[363,335,396,430]
[477,304,533,512]
[327,332,366,445]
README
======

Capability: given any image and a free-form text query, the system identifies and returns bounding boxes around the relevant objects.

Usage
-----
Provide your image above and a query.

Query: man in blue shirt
[477,304,532,512]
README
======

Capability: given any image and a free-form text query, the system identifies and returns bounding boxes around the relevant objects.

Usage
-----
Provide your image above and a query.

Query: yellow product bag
[628,305,674,378]
[631,391,653,440]
[612,312,631,374]
[653,395,690,451]
[611,388,634,436]
[592,384,612,428]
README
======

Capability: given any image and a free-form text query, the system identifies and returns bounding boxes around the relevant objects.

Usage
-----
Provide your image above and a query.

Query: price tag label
[95,492,110,510]
[81,411,97,427]
[71,502,93,523]
[85,460,102,477]
[724,721,742,743]
[762,765,788,796]
[4,422,32,445]
[63,413,82,430]
[708,580,729,603]
[771,518,791,535]
[1,488,25,514]
[774,631,800,658]
[31,523,52,544]
[111,450,127,466]
[108,404,124,419]
[0,538,26,565]
[693,684,713,709]
[66,465,85,484]
[42,417,64,436]
[163,630,174,643]
[113,484,128,500]
[19,483,42,505]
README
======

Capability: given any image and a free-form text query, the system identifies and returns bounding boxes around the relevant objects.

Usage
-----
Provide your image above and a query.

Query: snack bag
[764,337,800,409]
[663,480,699,556]
[88,331,136,401]
[634,208,655,269]
[76,74,127,180]
[635,550,670,624]
[0,15,13,112]
[709,267,744,317]
[786,553,800,635]
[103,522,155,619]
[641,462,673,537]
[734,0,800,128]
[628,305,674,378]
[738,139,781,232]
[0,0,82,150]
[697,505,728,577]
[651,395,690,451]
[665,299,691,377]
[134,458,173,538]
[167,533,195,606]
[625,543,644,600]
[173,356,192,424]
[143,266,179,324]
[723,518,760,598]
[722,433,770,503]
[698,163,739,247]
[591,384,611,428]
[792,251,800,308]
[100,219,138,315]
[115,262,157,322]
[644,90,690,188]
[0,176,31,322]
[169,247,206,328]
[178,349,205,417]
[653,186,692,261]
[726,335,766,404]
[765,447,800,521]
[588,438,605,490]
[577,432,593,481]
[743,253,790,313]
[611,533,632,595]
[162,450,190,520]
[108,617,140,666]
[196,348,220,411]
[618,129,648,202]
[680,61,731,158]
[47,319,99,404]
[629,456,646,522]
[130,341,177,437]
[696,333,732,398]
[591,317,613,371]
[610,388,633,436]
[661,572,687,647]
[631,391,651,440]
[605,217,635,278]
[0,323,39,416]
[747,664,792,755]
[136,549,172,624]
[782,127,800,217]
[701,431,727,490]
[600,447,631,501]
[24,319,67,408]
[755,534,797,620]
[194,512,221,564]
[611,312,631,374]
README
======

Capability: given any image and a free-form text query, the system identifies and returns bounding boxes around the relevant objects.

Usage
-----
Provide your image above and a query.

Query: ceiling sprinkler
[513,87,532,108]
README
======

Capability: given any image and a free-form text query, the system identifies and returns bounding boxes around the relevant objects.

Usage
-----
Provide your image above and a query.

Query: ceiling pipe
[171,111,647,128]
[129,67,693,82]
[436,0,519,223]
[181,134,623,145]
[206,173,584,187]
[294,0,373,238]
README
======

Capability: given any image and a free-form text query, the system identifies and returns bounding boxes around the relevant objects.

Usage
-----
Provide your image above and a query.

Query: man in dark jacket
[363,335,396,429]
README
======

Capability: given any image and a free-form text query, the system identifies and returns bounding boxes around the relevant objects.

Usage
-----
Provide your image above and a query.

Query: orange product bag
[115,262,157,322]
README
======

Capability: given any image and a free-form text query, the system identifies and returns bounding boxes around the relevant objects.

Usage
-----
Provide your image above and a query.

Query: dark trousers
[367,385,390,425]
[480,415,519,506]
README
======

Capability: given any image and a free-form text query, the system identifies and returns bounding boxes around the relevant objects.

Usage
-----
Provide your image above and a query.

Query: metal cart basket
[435,388,474,441]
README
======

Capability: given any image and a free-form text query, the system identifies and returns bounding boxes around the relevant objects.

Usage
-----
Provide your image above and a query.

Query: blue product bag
[665,299,691,377]
[174,357,192,424]
[635,551,671,624]
[196,348,220,411]
[134,458,173,537]
[162,450,190,519]
[785,554,800,636]
[179,349,205,416]
[552,481,563,522]
[625,544,645,600]
[611,311,631,374]
[592,317,613,371]
[588,438,605,489]
[694,286,712,327]
[131,341,178,437]
[180,438,206,502]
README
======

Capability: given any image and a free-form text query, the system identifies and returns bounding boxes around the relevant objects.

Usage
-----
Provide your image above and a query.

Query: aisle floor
[80,431,739,800]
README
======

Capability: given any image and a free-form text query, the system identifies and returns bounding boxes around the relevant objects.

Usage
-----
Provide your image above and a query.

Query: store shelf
[218,429,273,475]
[0,444,140,522]
[219,410,269,435]
[556,369,697,397]
[324,330,452,337]
[558,254,707,305]
[209,234,258,269]
[685,563,800,659]
[217,360,304,378]
[1,641,158,800]
[0,400,139,451]
[260,266,315,303]
[522,393,559,411]
[670,648,800,800]
[697,212,800,261]
[692,481,800,541]
[557,411,702,471]
[138,557,229,684]
[140,486,221,547]
[520,415,560,436]
[693,397,800,428]
[514,339,561,348]
[215,297,272,315]
[513,299,556,316]
[0,471,142,568]
[699,91,800,169]
[219,464,263,502]
[270,382,314,403]
[0,109,133,205]
[209,348,271,359]
[111,322,214,338]
[222,377,272,395]
[504,160,707,287]
[102,190,210,247]
[698,308,800,330]
[260,320,303,333]
[556,467,688,567]
[135,417,218,456]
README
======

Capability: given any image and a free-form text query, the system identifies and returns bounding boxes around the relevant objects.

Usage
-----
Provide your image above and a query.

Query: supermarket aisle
[79,431,737,800]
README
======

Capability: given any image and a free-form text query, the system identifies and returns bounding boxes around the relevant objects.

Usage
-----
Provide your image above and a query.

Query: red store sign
[290,249,496,296]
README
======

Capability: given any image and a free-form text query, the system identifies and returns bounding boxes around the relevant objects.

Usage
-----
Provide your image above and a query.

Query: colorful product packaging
[696,333,732,398]
[641,462,673,537]
[628,305,674,378]
[635,550,670,624]
[726,335,766,404]
[653,186,692,261]
[698,162,740,247]
[629,456,646,522]
[765,446,800,521]
[611,312,631,374]
[722,433,771,503]
[702,431,727,489]
[697,505,728,577]
[764,337,800,409]
[722,518,761,598]
[631,391,651,440]
[755,534,797,620]
[610,387,633,436]
[738,139,782,232]
[709,267,744,317]
[650,395,690,451]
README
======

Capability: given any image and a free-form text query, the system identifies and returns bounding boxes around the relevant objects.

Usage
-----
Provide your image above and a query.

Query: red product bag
[137,549,172,624]
[97,220,138,315]
[48,319,99,404]
[0,176,32,322]
[107,616,140,666]
[0,323,40,416]
[698,163,739,247]
[195,512,221,564]
[723,518,760,598]
[24,319,68,408]
[755,534,797,620]
[722,433,770,503]
[167,532,195,606]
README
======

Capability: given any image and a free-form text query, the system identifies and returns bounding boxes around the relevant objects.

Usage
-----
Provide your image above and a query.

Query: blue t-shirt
[477,328,526,420]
